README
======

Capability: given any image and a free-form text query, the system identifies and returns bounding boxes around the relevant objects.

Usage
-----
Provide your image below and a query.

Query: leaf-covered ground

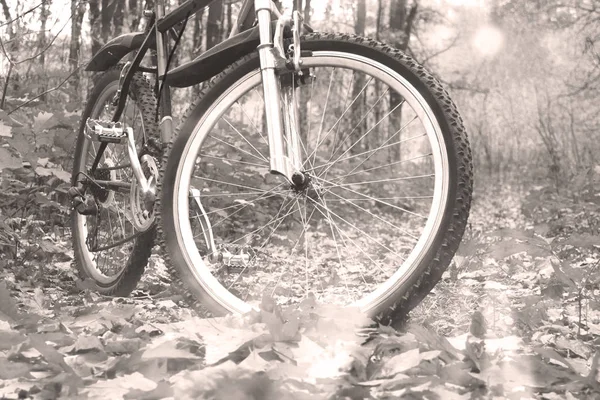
[1,168,600,399]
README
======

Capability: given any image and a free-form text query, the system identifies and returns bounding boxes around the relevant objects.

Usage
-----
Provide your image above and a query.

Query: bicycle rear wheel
[160,33,473,323]
[71,66,159,295]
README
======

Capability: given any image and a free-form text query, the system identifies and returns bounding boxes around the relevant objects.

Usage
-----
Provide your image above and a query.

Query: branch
[7,61,89,115]
[0,0,13,27]
[0,1,46,28]
[0,0,77,66]
[14,12,72,65]
[421,34,460,65]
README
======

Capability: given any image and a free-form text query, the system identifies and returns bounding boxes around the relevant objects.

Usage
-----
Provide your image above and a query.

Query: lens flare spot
[472,25,504,57]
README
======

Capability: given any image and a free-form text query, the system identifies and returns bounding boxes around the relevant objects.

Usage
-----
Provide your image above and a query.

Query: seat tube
[155,0,174,144]
[255,0,290,179]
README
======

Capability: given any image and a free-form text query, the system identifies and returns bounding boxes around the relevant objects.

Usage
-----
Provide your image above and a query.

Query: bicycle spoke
[318,194,353,299]
[322,173,434,188]
[223,117,268,162]
[327,116,421,182]
[203,192,283,219]
[234,101,269,146]
[207,199,298,261]
[311,68,336,167]
[333,153,432,182]
[328,86,391,162]
[199,153,268,169]
[319,99,405,178]
[305,74,374,166]
[309,199,387,280]
[193,188,285,236]
[207,134,268,164]
[305,195,402,258]
[322,189,420,241]
[315,175,429,219]
[193,175,279,193]
[309,132,427,172]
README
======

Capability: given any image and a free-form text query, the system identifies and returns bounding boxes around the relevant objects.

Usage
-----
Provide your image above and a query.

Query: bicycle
[70,0,473,324]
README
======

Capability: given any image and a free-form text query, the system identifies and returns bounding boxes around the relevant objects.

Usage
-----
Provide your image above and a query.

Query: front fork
[255,0,304,183]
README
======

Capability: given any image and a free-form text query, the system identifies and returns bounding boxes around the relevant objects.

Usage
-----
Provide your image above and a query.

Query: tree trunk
[1,0,18,94]
[38,1,50,101]
[113,0,125,35]
[89,0,102,56]
[101,0,115,42]
[299,0,312,146]
[191,8,205,99]
[375,0,383,40]
[304,0,312,24]
[0,0,14,38]
[226,1,232,39]
[207,2,223,50]
[388,1,418,161]
[69,0,86,96]
[349,0,367,155]
[129,0,139,31]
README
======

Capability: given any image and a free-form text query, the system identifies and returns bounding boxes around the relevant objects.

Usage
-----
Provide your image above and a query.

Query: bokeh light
[472,25,505,57]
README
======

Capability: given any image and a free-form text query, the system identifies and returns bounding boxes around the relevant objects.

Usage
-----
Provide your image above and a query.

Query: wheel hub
[291,171,324,201]
[90,160,116,206]
[130,154,158,232]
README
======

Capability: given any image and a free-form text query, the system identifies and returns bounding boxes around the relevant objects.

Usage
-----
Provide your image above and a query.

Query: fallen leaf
[563,233,600,249]
[407,324,462,362]
[142,339,203,360]
[0,357,32,379]
[534,346,576,371]
[378,348,421,377]
[441,363,486,388]
[84,372,158,399]
[0,331,27,350]
[0,282,20,321]
[73,335,104,353]
[105,338,144,354]
[555,337,592,359]
[0,148,22,170]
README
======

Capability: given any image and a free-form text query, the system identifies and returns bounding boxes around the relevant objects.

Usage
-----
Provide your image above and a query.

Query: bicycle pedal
[85,119,130,144]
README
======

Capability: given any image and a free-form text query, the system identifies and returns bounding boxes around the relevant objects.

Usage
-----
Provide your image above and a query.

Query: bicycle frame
[92,0,304,192]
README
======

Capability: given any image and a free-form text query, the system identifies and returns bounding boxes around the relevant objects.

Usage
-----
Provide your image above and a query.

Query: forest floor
[1,168,600,399]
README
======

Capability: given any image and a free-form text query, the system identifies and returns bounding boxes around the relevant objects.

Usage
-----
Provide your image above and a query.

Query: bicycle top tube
[157,0,281,35]
[157,0,214,32]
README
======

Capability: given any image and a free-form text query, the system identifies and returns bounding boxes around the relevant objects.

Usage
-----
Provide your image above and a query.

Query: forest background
[1,0,600,182]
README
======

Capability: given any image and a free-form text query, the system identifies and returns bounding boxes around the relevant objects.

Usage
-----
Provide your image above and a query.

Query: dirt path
[1,183,600,399]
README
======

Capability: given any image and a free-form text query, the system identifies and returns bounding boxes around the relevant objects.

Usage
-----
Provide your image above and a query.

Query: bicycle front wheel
[160,33,473,323]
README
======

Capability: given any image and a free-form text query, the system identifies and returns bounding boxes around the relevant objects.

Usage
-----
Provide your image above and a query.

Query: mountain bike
[70,0,473,324]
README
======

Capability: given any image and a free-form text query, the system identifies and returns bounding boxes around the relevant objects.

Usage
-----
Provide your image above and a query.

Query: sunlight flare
[472,24,505,57]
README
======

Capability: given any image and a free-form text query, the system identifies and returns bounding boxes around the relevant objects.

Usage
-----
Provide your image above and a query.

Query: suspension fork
[254,0,303,183]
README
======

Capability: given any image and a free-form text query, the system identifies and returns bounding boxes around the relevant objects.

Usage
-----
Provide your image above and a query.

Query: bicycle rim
[171,50,450,313]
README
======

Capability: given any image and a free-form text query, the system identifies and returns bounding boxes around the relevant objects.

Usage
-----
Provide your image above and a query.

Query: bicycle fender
[86,32,155,72]
[162,26,262,88]
[163,21,300,88]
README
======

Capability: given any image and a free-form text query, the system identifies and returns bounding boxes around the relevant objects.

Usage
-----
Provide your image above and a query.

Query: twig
[588,351,599,389]
[8,62,88,115]
[0,63,12,109]
[0,9,73,66]
[0,2,46,28]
